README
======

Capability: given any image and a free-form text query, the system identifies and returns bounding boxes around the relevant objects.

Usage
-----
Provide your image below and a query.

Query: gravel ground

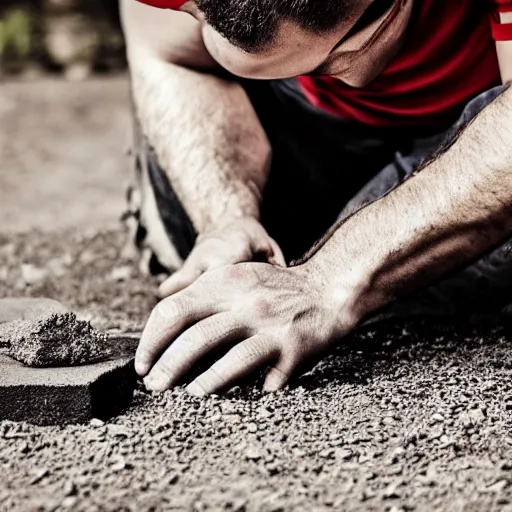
[2,230,512,512]
[2,79,512,512]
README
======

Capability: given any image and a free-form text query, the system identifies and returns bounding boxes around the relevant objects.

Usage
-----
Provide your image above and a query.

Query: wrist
[295,251,385,331]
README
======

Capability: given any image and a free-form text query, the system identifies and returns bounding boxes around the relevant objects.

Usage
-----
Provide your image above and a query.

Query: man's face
[181,0,372,79]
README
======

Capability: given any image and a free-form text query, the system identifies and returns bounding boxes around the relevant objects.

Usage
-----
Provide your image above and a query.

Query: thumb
[158,265,203,298]
[267,237,287,267]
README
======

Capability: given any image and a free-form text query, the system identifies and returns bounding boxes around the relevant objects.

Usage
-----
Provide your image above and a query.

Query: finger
[158,265,203,298]
[267,237,287,267]
[135,292,215,377]
[263,357,296,392]
[186,335,278,397]
[250,234,286,267]
[144,313,249,392]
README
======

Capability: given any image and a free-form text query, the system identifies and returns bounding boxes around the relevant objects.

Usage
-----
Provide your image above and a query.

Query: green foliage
[0,7,34,59]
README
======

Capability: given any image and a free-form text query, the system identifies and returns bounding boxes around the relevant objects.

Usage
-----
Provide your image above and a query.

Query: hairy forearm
[128,50,270,233]
[302,86,512,321]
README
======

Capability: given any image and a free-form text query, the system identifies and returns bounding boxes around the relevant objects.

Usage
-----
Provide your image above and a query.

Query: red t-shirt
[136,0,512,129]
[298,0,512,129]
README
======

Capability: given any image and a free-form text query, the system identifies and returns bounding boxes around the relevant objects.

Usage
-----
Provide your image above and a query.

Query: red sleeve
[135,0,186,9]
[489,0,512,41]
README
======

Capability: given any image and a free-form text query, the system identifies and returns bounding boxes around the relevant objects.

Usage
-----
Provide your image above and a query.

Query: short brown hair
[196,0,352,52]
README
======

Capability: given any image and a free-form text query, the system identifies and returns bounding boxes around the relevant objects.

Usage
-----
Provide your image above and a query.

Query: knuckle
[187,322,210,346]
[154,361,178,381]
[234,337,269,363]
[157,298,186,320]
[225,265,260,289]
[249,296,272,317]
[224,264,245,281]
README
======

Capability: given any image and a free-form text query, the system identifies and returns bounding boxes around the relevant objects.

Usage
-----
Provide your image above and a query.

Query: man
[121,0,512,396]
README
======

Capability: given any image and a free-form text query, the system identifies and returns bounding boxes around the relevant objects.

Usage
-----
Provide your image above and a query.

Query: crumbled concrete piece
[0,312,109,367]
[0,298,68,324]
[0,354,136,425]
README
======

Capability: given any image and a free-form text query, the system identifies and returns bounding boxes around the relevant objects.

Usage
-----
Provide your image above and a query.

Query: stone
[0,354,136,425]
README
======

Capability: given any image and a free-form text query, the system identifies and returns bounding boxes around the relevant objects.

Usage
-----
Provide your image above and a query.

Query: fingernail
[263,374,283,393]
[186,381,207,398]
[144,367,171,392]
[263,382,279,393]
[135,359,150,377]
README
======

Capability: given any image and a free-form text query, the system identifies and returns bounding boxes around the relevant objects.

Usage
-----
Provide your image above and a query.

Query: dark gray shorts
[126,79,512,316]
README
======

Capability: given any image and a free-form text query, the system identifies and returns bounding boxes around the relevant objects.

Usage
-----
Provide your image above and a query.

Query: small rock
[90,418,105,428]
[30,468,49,485]
[485,479,509,493]
[246,447,262,461]
[231,498,248,512]
[108,266,133,282]
[63,481,77,497]
[247,422,258,433]
[61,497,78,509]
[266,462,280,475]
[468,408,486,425]
[168,473,180,485]
[107,425,131,438]
[336,448,353,461]
[111,456,127,472]
[21,264,48,285]
[383,481,402,499]
[431,413,444,423]
[319,448,335,459]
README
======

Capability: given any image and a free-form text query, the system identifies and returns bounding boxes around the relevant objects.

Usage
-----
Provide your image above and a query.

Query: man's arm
[120,0,271,233]
[302,85,512,322]
[134,87,512,397]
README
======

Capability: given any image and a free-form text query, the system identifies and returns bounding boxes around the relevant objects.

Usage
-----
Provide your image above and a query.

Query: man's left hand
[136,261,357,395]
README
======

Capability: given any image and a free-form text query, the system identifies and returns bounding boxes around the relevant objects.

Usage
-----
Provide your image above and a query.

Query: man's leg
[123,102,196,275]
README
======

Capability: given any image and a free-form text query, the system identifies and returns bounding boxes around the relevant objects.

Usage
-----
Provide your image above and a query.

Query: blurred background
[0,0,131,234]
[0,0,125,79]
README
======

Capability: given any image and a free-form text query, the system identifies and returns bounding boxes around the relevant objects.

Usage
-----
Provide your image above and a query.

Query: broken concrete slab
[0,312,109,367]
[0,354,136,425]
[0,298,68,324]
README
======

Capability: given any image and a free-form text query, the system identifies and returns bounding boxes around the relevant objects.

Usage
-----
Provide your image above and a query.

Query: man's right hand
[158,217,285,298]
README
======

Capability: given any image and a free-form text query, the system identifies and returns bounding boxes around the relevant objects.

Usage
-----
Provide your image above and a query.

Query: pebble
[29,468,49,485]
[20,263,49,285]
[3,234,512,512]
[431,413,444,423]
[108,266,133,282]
[246,447,262,461]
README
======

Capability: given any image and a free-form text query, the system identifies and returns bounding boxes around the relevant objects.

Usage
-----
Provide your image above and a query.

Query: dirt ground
[2,78,512,512]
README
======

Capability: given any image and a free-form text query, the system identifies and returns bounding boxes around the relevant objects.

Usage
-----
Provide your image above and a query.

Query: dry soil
[2,78,512,512]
